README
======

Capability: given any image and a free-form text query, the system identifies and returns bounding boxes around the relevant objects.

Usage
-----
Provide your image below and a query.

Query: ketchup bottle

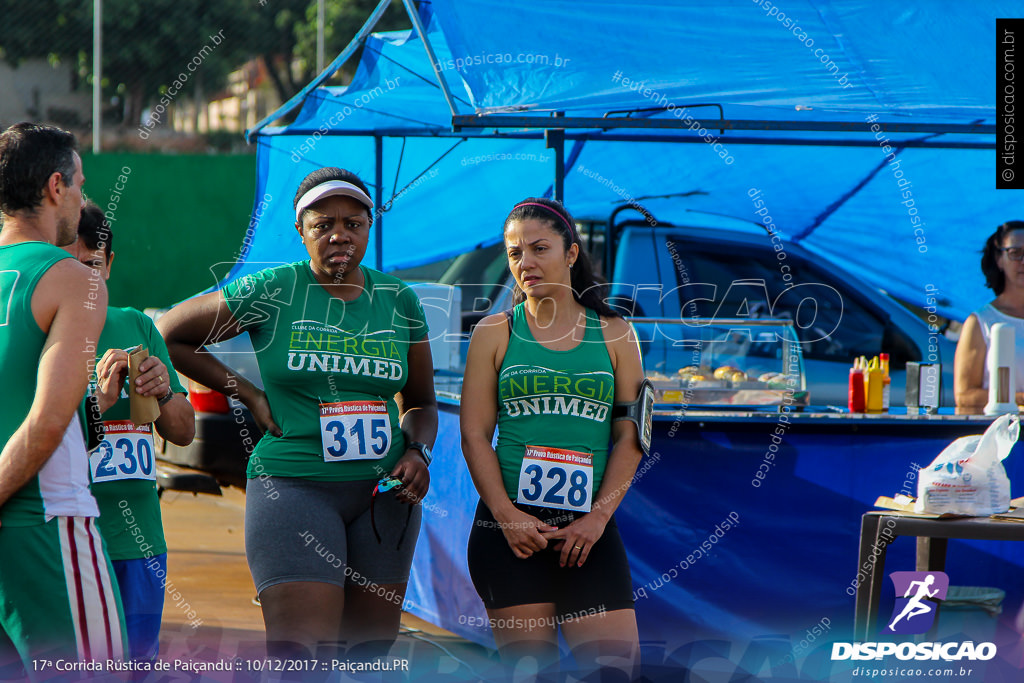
[848,357,866,413]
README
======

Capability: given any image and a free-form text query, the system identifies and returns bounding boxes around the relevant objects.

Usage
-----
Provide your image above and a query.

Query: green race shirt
[89,306,184,560]
[496,303,615,508]
[0,242,98,526]
[223,262,428,481]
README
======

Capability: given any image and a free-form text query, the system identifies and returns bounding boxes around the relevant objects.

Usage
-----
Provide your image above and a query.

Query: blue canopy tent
[236,0,1024,671]
[243,0,1012,320]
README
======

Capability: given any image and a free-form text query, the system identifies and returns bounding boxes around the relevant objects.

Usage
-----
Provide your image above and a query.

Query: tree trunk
[262,54,292,106]
[193,70,204,134]
[126,82,145,131]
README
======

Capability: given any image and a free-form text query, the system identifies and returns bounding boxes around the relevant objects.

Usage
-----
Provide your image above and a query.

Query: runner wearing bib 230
[64,203,195,661]
[462,198,646,681]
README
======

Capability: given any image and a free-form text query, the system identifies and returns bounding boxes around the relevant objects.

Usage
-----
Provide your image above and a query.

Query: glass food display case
[629,318,808,409]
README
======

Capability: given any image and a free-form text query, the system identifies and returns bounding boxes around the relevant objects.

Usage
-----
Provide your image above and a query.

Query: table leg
[916,537,948,572]
[855,514,882,640]
[917,537,948,641]
[865,515,898,638]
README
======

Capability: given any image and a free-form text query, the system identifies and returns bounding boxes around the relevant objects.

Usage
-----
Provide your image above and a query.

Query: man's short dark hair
[0,122,78,215]
[78,201,113,259]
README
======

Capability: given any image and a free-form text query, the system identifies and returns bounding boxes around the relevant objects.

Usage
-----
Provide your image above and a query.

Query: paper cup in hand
[127,345,160,425]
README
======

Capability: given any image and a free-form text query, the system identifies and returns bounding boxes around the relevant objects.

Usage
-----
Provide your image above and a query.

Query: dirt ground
[155,487,498,681]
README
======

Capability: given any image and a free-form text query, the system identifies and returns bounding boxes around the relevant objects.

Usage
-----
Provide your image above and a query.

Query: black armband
[611,378,654,456]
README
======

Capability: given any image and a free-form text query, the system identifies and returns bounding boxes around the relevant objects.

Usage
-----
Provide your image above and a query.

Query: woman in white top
[955,221,1024,410]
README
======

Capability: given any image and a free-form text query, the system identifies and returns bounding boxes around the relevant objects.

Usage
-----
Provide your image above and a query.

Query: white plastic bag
[915,414,1020,516]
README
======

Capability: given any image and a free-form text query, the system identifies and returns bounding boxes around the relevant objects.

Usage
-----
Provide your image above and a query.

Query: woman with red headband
[159,167,436,662]
[461,197,645,679]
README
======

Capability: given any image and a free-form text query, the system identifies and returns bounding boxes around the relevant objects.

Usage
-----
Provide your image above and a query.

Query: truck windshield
[438,242,509,314]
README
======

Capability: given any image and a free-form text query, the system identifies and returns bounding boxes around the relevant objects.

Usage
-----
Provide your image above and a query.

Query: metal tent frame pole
[451,114,995,137]
[375,135,384,270]
[403,0,459,120]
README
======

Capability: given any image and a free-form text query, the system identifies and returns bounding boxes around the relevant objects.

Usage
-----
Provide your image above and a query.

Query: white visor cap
[295,180,374,222]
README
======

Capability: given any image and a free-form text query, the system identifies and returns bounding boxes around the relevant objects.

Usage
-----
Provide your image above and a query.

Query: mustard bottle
[864,356,883,413]
[880,353,891,412]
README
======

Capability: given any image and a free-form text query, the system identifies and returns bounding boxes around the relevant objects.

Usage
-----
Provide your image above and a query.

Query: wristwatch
[157,388,175,407]
[407,441,432,466]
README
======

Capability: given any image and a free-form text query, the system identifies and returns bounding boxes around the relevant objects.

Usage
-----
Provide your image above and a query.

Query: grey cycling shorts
[244,476,421,594]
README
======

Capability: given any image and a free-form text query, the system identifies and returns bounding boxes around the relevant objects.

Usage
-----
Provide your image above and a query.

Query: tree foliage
[253,0,407,105]
[0,0,409,128]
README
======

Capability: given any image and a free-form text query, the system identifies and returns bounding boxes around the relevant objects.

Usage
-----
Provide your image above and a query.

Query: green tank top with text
[223,262,428,481]
[496,303,615,505]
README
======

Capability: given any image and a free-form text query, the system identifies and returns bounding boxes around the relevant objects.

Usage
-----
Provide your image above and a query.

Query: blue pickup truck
[441,217,957,407]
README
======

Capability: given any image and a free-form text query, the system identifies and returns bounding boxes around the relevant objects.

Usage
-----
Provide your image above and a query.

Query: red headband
[513,202,578,240]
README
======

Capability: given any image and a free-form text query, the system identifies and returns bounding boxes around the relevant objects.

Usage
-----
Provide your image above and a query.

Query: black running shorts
[466,500,634,616]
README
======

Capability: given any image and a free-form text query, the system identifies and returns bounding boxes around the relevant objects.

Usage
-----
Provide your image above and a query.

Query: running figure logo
[884,571,949,634]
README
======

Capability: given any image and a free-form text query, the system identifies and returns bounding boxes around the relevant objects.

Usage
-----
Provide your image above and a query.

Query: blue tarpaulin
[244,0,1013,320]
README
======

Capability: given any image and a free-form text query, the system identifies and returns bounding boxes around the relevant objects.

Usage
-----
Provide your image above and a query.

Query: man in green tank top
[63,202,195,661]
[0,123,126,673]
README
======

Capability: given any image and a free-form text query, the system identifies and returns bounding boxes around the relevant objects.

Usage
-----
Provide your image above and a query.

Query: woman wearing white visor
[159,167,436,662]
